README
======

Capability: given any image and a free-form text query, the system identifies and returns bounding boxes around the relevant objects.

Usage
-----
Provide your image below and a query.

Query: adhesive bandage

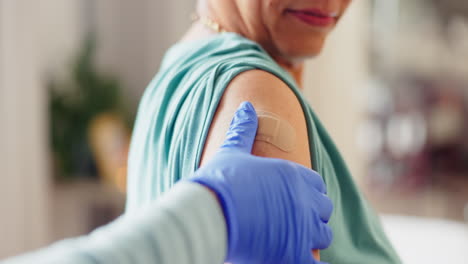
[256,110,297,152]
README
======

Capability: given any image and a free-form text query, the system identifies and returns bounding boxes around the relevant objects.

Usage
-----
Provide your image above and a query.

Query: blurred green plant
[49,34,131,180]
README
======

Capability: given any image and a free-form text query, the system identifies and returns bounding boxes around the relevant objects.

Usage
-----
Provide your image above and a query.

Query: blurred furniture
[364,1,468,226]
[51,180,125,241]
[367,177,468,222]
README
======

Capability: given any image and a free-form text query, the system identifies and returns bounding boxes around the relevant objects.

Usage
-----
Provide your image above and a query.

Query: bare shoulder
[199,69,312,168]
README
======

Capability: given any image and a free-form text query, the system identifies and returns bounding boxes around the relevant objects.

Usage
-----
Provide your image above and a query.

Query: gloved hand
[189,102,333,264]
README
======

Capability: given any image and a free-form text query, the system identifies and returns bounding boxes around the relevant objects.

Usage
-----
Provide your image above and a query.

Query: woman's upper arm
[199,69,312,169]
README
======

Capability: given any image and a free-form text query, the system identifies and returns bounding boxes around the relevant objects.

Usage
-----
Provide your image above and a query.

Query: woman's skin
[185,0,352,261]
[184,0,351,86]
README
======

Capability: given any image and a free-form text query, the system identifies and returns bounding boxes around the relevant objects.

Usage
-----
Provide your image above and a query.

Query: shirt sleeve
[2,182,228,264]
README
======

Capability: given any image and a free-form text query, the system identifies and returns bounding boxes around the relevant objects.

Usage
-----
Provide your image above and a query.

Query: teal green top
[126,32,401,263]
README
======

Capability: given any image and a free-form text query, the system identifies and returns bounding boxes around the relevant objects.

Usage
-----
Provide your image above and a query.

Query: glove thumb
[219,101,258,154]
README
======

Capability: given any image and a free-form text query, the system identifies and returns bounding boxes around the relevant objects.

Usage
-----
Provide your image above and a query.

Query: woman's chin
[277,38,327,61]
[281,46,325,63]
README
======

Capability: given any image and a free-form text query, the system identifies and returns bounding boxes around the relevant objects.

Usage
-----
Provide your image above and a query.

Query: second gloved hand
[189,102,333,264]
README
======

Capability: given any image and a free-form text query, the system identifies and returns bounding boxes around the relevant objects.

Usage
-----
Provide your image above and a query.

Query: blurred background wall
[0,1,50,256]
[1,0,467,262]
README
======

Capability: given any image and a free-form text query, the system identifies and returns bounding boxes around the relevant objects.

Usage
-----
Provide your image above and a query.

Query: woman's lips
[287,9,337,28]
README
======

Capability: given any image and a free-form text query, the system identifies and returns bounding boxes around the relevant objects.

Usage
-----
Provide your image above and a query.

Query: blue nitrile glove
[189,102,333,264]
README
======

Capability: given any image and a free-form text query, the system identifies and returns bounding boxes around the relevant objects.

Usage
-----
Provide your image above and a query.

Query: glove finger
[313,219,333,250]
[310,191,333,223]
[296,165,327,194]
[219,101,258,154]
[300,251,319,264]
